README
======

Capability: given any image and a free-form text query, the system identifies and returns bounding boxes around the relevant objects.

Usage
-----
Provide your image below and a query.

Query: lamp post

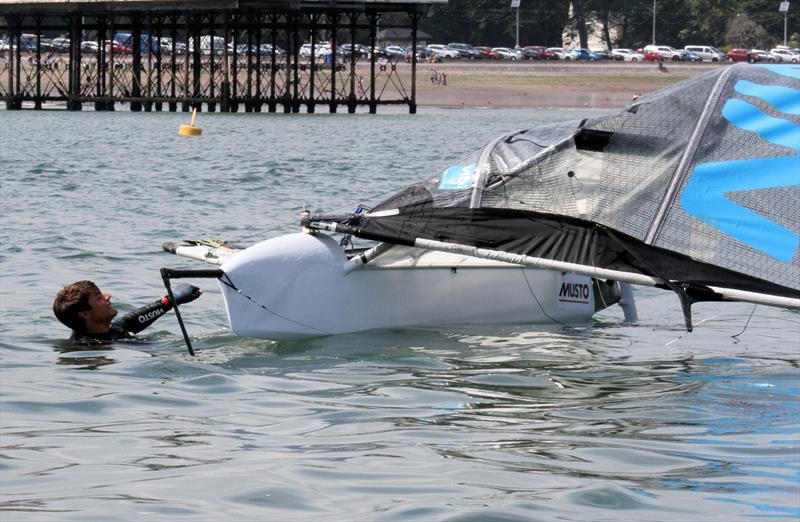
[652,0,657,45]
[511,0,520,48]
[779,2,790,47]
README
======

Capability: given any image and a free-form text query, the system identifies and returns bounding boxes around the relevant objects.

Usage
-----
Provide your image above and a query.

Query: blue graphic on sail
[439,164,477,190]
[682,77,800,262]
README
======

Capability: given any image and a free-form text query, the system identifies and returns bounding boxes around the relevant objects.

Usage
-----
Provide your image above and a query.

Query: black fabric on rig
[340,205,800,302]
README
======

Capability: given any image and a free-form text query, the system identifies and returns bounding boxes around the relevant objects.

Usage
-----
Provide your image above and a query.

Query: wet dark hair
[53,280,98,333]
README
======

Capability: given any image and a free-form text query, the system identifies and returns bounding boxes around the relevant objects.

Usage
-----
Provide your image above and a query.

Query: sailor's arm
[113,284,203,334]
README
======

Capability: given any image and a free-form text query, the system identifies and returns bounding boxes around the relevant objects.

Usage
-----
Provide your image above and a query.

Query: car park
[426,44,460,59]
[683,45,725,62]
[726,48,754,62]
[611,48,645,61]
[492,47,524,60]
[770,47,799,63]
[643,44,688,61]
[447,43,482,59]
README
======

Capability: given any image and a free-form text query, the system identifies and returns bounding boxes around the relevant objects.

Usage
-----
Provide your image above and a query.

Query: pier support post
[131,14,143,111]
[4,15,21,110]
[368,13,377,114]
[67,12,82,111]
[409,11,419,114]
[221,11,232,112]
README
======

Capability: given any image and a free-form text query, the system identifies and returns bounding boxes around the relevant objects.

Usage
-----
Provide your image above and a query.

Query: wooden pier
[0,0,442,113]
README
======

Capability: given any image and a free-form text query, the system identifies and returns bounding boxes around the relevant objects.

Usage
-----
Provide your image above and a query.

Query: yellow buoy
[178,108,202,136]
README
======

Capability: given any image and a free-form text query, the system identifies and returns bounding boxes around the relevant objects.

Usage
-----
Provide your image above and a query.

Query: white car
[611,48,645,61]
[683,45,725,62]
[546,47,568,60]
[751,49,782,62]
[492,47,524,60]
[299,43,331,57]
[642,44,688,61]
[770,48,799,63]
[426,44,460,59]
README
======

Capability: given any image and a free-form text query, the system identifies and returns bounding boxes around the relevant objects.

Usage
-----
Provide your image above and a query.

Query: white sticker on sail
[557,273,593,309]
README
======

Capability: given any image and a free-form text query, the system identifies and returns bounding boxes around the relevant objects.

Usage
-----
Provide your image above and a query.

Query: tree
[572,0,590,48]
[725,13,772,48]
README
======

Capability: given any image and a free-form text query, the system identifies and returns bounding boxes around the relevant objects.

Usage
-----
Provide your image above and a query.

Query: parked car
[546,47,568,60]
[683,50,702,62]
[382,45,406,59]
[592,49,616,60]
[520,46,546,60]
[643,44,688,61]
[750,49,781,62]
[611,48,645,61]
[81,40,99,53]
[52,37,70,52]
[726,48,754,62]
[299,43,331,57]
[447,42,482,59]
[103,40,132,54]
[683,45,725,62]
[426,44,460,59]
[566,48,601,61]
[474,46,500,59]
[492,47,524,60]
[770,47,800,63]
[637,48,662,61]
[256,43,285,56]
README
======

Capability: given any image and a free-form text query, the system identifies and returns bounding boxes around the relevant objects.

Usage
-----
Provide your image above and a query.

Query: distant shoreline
[414,60,718,109]
[2,60,722,112]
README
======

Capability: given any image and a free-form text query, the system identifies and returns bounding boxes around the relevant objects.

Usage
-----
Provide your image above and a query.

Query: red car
[638,49,662,61]
[474,46,501,60]
[726,48,755,62]
[521,46,558,60]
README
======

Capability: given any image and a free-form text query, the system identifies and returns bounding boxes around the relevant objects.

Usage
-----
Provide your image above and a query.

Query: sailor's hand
[170,284,203,305]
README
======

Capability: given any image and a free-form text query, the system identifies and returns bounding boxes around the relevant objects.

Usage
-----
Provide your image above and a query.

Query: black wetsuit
[69,284,201,344]
[70,297,175,344]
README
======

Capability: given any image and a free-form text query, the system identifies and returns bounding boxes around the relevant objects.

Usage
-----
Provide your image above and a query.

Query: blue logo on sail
[681,69,800,262]
[439,164,478,190]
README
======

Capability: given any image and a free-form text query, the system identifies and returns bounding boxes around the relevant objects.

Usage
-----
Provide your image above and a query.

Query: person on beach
[53,280,203,343]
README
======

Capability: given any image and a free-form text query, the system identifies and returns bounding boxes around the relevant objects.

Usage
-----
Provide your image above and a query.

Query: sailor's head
[53,281,118,333]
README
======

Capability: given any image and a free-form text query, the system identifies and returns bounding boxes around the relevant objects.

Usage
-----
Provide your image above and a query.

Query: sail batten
[644,65,736,245]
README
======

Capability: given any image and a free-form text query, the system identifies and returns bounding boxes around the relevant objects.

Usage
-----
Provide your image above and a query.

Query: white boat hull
[217,233,603,340]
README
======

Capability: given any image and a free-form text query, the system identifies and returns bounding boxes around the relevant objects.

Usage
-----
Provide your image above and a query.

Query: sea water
[1,108,798,521]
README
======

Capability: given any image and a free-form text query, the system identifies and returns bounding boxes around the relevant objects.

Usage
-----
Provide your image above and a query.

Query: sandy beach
[413,61,720,109]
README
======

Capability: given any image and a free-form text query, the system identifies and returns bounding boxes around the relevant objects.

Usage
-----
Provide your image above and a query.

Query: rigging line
[665,315,720,347]
[520,267,577,331]
[217,273,333,336]
[731,304,758,342]
[236,183,429,244]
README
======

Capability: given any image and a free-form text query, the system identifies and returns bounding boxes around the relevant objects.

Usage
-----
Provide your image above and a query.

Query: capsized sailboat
[162,63,799,348]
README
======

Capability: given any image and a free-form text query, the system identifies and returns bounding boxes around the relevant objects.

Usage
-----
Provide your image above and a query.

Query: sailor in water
[53,280,203,343]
